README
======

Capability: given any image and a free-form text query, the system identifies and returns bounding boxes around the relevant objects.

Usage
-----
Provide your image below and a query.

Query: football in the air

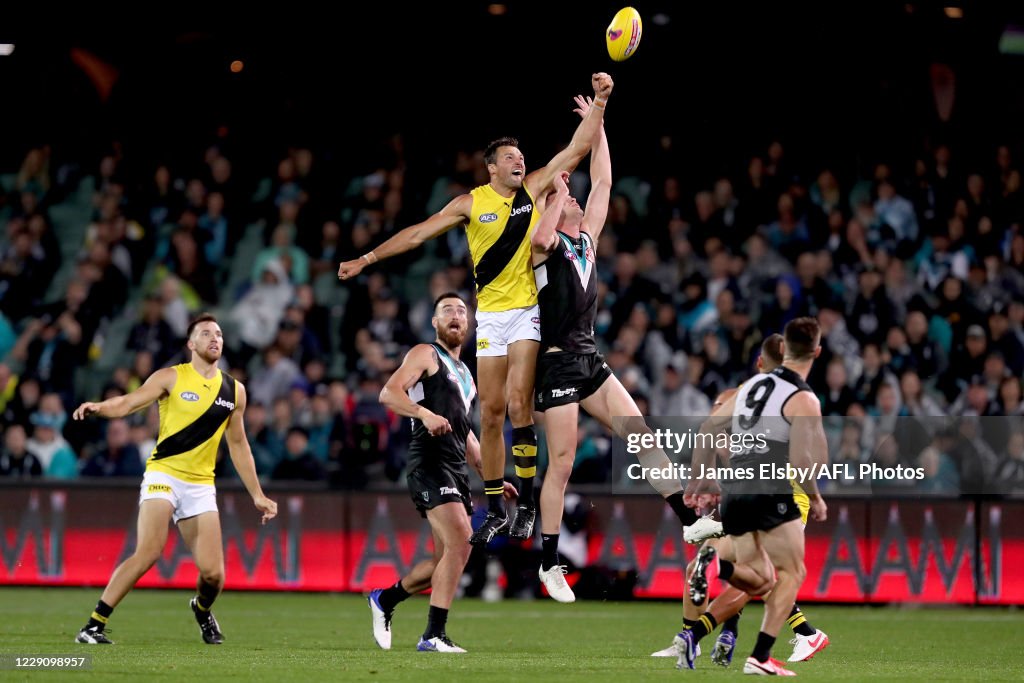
[606,7,642,62]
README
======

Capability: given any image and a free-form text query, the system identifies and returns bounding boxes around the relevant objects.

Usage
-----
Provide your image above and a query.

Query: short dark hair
[783,317,821,361]
[484,137,519,166]
[186,313,218,340]
[760,333,784,368]
[434,292,468,313]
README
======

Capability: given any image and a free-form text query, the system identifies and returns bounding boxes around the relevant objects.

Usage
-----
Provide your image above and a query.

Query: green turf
[3,588,1022,681]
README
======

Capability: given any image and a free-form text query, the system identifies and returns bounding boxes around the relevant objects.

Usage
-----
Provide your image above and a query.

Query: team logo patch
[479,212,498,223]
[148,484,172,494]
[421,491,430,502]
[531,317,540,324]
[585,247,595,261]
[564,250,577,261]
[477,338,489,350]
[778,503,788,515]
[180,391,200,402]
[447,372,458,383]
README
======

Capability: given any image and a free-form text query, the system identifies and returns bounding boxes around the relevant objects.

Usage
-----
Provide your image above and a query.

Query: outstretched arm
[379,344,452,437]
[225,383,278,524]
[575,96,612,244]
[531,171,570,259]
[73,367,176,420]
[525,72,614,199]
[338,194,472,280]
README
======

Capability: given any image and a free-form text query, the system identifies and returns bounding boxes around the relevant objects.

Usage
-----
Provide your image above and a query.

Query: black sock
[424,605,449,639]
[723,608,742,634]
[787,603,816,637]
[690,613,718,642]
[666,493,698,526]
[377,579,411,613]
[86,600,113,630]
[751,631,777,663]
[512,426,537,507]
[484,478,506,514]
[681,617,698,631]
[195,577,220,611]
[541,533,560,570]
[718,559,735,581]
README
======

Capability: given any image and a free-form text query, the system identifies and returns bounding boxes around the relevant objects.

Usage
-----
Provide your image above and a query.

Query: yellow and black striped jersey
[466,184,539,312]
[145,363,237,484]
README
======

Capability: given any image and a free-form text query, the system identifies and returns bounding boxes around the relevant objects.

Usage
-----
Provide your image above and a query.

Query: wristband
[362,251,378,265]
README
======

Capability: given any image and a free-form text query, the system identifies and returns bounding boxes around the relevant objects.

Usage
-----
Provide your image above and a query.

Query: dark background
[3,2,1024,184]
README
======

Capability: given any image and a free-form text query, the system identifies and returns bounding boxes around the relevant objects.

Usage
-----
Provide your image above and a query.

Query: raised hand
[573,94,594,119]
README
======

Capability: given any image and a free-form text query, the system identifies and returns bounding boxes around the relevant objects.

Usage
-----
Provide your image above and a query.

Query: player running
[652,334,830,666]
[675,318,828,675]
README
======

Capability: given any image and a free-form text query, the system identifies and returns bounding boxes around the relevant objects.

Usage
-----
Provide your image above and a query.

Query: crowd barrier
[1,483,1019,604]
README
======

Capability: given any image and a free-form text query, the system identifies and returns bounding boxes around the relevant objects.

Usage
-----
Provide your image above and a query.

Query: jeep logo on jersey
[180,391,200,402]
[510,203,533,217]
[479,212,498,223]
[215,397,235,410]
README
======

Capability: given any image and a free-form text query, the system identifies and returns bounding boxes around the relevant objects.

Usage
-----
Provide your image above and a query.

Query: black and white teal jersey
[406,343,476,472]
[730,366,813,468]
[534,230,598,354]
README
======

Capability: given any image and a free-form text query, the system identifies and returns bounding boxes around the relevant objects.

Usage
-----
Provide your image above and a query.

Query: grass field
[4,588,1023,681]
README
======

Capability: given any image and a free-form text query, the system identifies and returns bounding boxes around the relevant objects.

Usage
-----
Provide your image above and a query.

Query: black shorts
[407,465,473,518]
[721,493,801,536]
[534,351,613,411]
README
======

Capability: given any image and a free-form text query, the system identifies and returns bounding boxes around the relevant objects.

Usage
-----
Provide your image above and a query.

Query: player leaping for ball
[339,73,614,546]
[529,96,699,603]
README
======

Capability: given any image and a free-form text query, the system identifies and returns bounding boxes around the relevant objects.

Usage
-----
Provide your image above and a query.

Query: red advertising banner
[0,484,1020,604]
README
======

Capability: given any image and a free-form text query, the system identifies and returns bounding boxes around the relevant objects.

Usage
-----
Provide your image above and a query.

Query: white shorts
[475,305,541,357]
[139,471,218,524]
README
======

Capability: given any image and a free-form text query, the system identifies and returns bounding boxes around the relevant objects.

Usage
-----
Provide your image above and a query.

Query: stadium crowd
[1,131,1023,495]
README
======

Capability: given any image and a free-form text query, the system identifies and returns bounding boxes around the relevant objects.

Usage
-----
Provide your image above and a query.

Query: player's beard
[437,325,466,351]
[193,346,221,365]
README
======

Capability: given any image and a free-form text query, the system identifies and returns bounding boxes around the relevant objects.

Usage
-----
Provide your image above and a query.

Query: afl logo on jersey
[180,391,200,402]
[479,212,498,223]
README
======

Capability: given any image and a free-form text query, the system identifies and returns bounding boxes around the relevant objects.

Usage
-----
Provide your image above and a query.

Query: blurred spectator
[80,418,144,477]
[992,432,1024,494]
[249,346,302,408]
[650,356,711,417]
[26,403,78,479]
[821,359,855,417]
[0,424,43,478]
[127,292,181,368]
[230,258,294,353]
[271,426,325,481]
[917,445,960,494]
[254,221,309,286]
